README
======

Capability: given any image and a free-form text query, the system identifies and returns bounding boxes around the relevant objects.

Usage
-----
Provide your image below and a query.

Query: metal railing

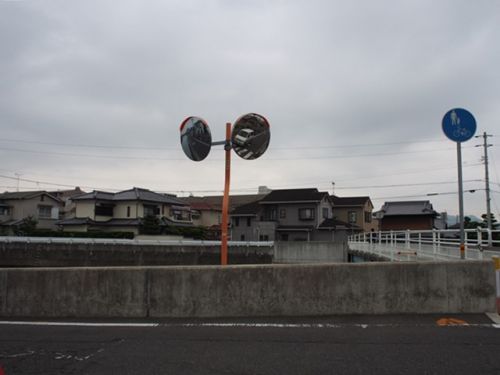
[348,228,500,262]
[0,236,274,247]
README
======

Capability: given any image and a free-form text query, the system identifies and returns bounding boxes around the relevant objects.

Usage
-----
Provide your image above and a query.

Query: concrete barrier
[0,242,273,267]
[274,241,347,263]
[0,261,496,318]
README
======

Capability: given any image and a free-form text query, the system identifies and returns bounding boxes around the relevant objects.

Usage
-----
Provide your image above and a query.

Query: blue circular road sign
[442,108,476,143]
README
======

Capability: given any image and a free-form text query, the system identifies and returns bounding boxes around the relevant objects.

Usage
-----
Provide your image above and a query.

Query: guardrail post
[493,256,500,314]
[487,228,493,249]
[437,230,441,259]
[477,227,483,260]
[464,231,468,259]
[432,229,436,259]
[418,232,422,255]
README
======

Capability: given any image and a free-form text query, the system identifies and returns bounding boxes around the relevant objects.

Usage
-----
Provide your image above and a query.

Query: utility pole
[14,173,22,192]
[475,132,493,246]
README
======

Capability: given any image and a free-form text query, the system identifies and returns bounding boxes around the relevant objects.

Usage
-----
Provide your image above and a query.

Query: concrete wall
[0,261,495,318]
[274,241,347,263]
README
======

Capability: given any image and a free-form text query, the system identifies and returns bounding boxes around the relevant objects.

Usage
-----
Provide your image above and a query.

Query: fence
[348,228,500,262]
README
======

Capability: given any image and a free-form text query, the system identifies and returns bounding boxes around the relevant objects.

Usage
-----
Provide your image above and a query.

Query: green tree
[139,215,162,235]
[464,216,481,229]
[14,216,38,236]
[481,213,499,229]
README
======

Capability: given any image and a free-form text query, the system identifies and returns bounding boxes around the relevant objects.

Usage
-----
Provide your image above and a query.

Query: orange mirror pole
[220,122,232,265]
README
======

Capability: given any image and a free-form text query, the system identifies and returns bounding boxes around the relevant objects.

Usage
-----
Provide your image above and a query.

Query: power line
[0,137,449,152]
[0,145,477,162]
[371,189,480,201]
[333,180,481,190]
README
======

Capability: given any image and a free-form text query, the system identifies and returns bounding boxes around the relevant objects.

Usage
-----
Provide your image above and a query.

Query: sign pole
[457,142,465,259]
[442,108,476,260]
[220,122,232,265]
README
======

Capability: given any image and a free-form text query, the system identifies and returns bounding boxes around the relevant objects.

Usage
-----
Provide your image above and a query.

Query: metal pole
[220,122,232,266]
[457,142,465,259]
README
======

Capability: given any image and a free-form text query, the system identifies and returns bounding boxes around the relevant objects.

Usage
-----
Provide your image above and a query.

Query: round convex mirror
[180,116,212,161]
[231,113,270,160]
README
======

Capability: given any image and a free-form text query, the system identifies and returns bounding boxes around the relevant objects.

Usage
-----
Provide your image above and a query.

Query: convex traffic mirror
[180,116,212,161]
[231,113,270,160]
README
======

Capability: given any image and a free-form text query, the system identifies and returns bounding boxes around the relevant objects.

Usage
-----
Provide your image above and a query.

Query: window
[299,208,315,220]
[170,208,191,221]
[38,205,52,219]
[144,205,160,217]
[95,204,114,216]
[322,207,330,219]
[240,234,245,241]
[247,217,251,227]
[364,211,372,223]
[0,206,10,216]
[263,207,277,221]
[191,210,201,220]
[259,234,269,241]
[127,206,131,218]
[280,233,289,241]
[279,209,286,219]
[40,195,45,202]
[234,217,240,227]
[348,211,357,224]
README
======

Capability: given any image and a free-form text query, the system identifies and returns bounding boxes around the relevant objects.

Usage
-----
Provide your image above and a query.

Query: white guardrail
[0,236,274,248]
[348,228,500,262]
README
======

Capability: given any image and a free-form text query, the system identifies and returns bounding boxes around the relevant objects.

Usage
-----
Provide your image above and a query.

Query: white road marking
[0,320,499,329]
[0,350,35,358]
[485,312,500,325]
[0,321,159,327]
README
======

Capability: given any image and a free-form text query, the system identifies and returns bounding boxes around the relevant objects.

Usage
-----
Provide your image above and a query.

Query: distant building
[179,193,266,229]
[231,188,356,242]
[0,191,63,234]
[375,200,439,231]
[49,187,85,219]
[331,195,376,232]
[58,187,192,235]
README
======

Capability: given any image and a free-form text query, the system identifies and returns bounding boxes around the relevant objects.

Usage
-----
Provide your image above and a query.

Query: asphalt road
[1,314,499,375]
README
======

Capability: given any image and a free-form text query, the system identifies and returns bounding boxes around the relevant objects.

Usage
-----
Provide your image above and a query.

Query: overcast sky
[1,0,500,219]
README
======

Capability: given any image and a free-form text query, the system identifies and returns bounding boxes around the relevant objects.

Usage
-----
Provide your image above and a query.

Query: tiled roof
[72,188,187,205]
[57,218,95,226]
[231,200,262,216]
[260,188,329,204]
[180,194,265,211]
[72,191,115,201]
[377,201,437,217]
[331,195,371,207]
[276,225,315,231]
[0,190,61,202]
[318,218,360,230]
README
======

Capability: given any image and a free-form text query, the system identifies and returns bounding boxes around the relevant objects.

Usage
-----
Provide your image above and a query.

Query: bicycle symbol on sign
[450,110,471,139]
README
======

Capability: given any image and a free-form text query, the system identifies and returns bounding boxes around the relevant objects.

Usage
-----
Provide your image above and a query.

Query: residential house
[231,188,355,242]
[0,191,63,234]
[331,195,376,232]
[49,187,85,219]
[58,187,192,234]
[375,200,439,231]
[180,193,266,228]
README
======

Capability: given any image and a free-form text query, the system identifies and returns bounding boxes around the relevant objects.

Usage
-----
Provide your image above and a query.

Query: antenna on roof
[331,181,335,196]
